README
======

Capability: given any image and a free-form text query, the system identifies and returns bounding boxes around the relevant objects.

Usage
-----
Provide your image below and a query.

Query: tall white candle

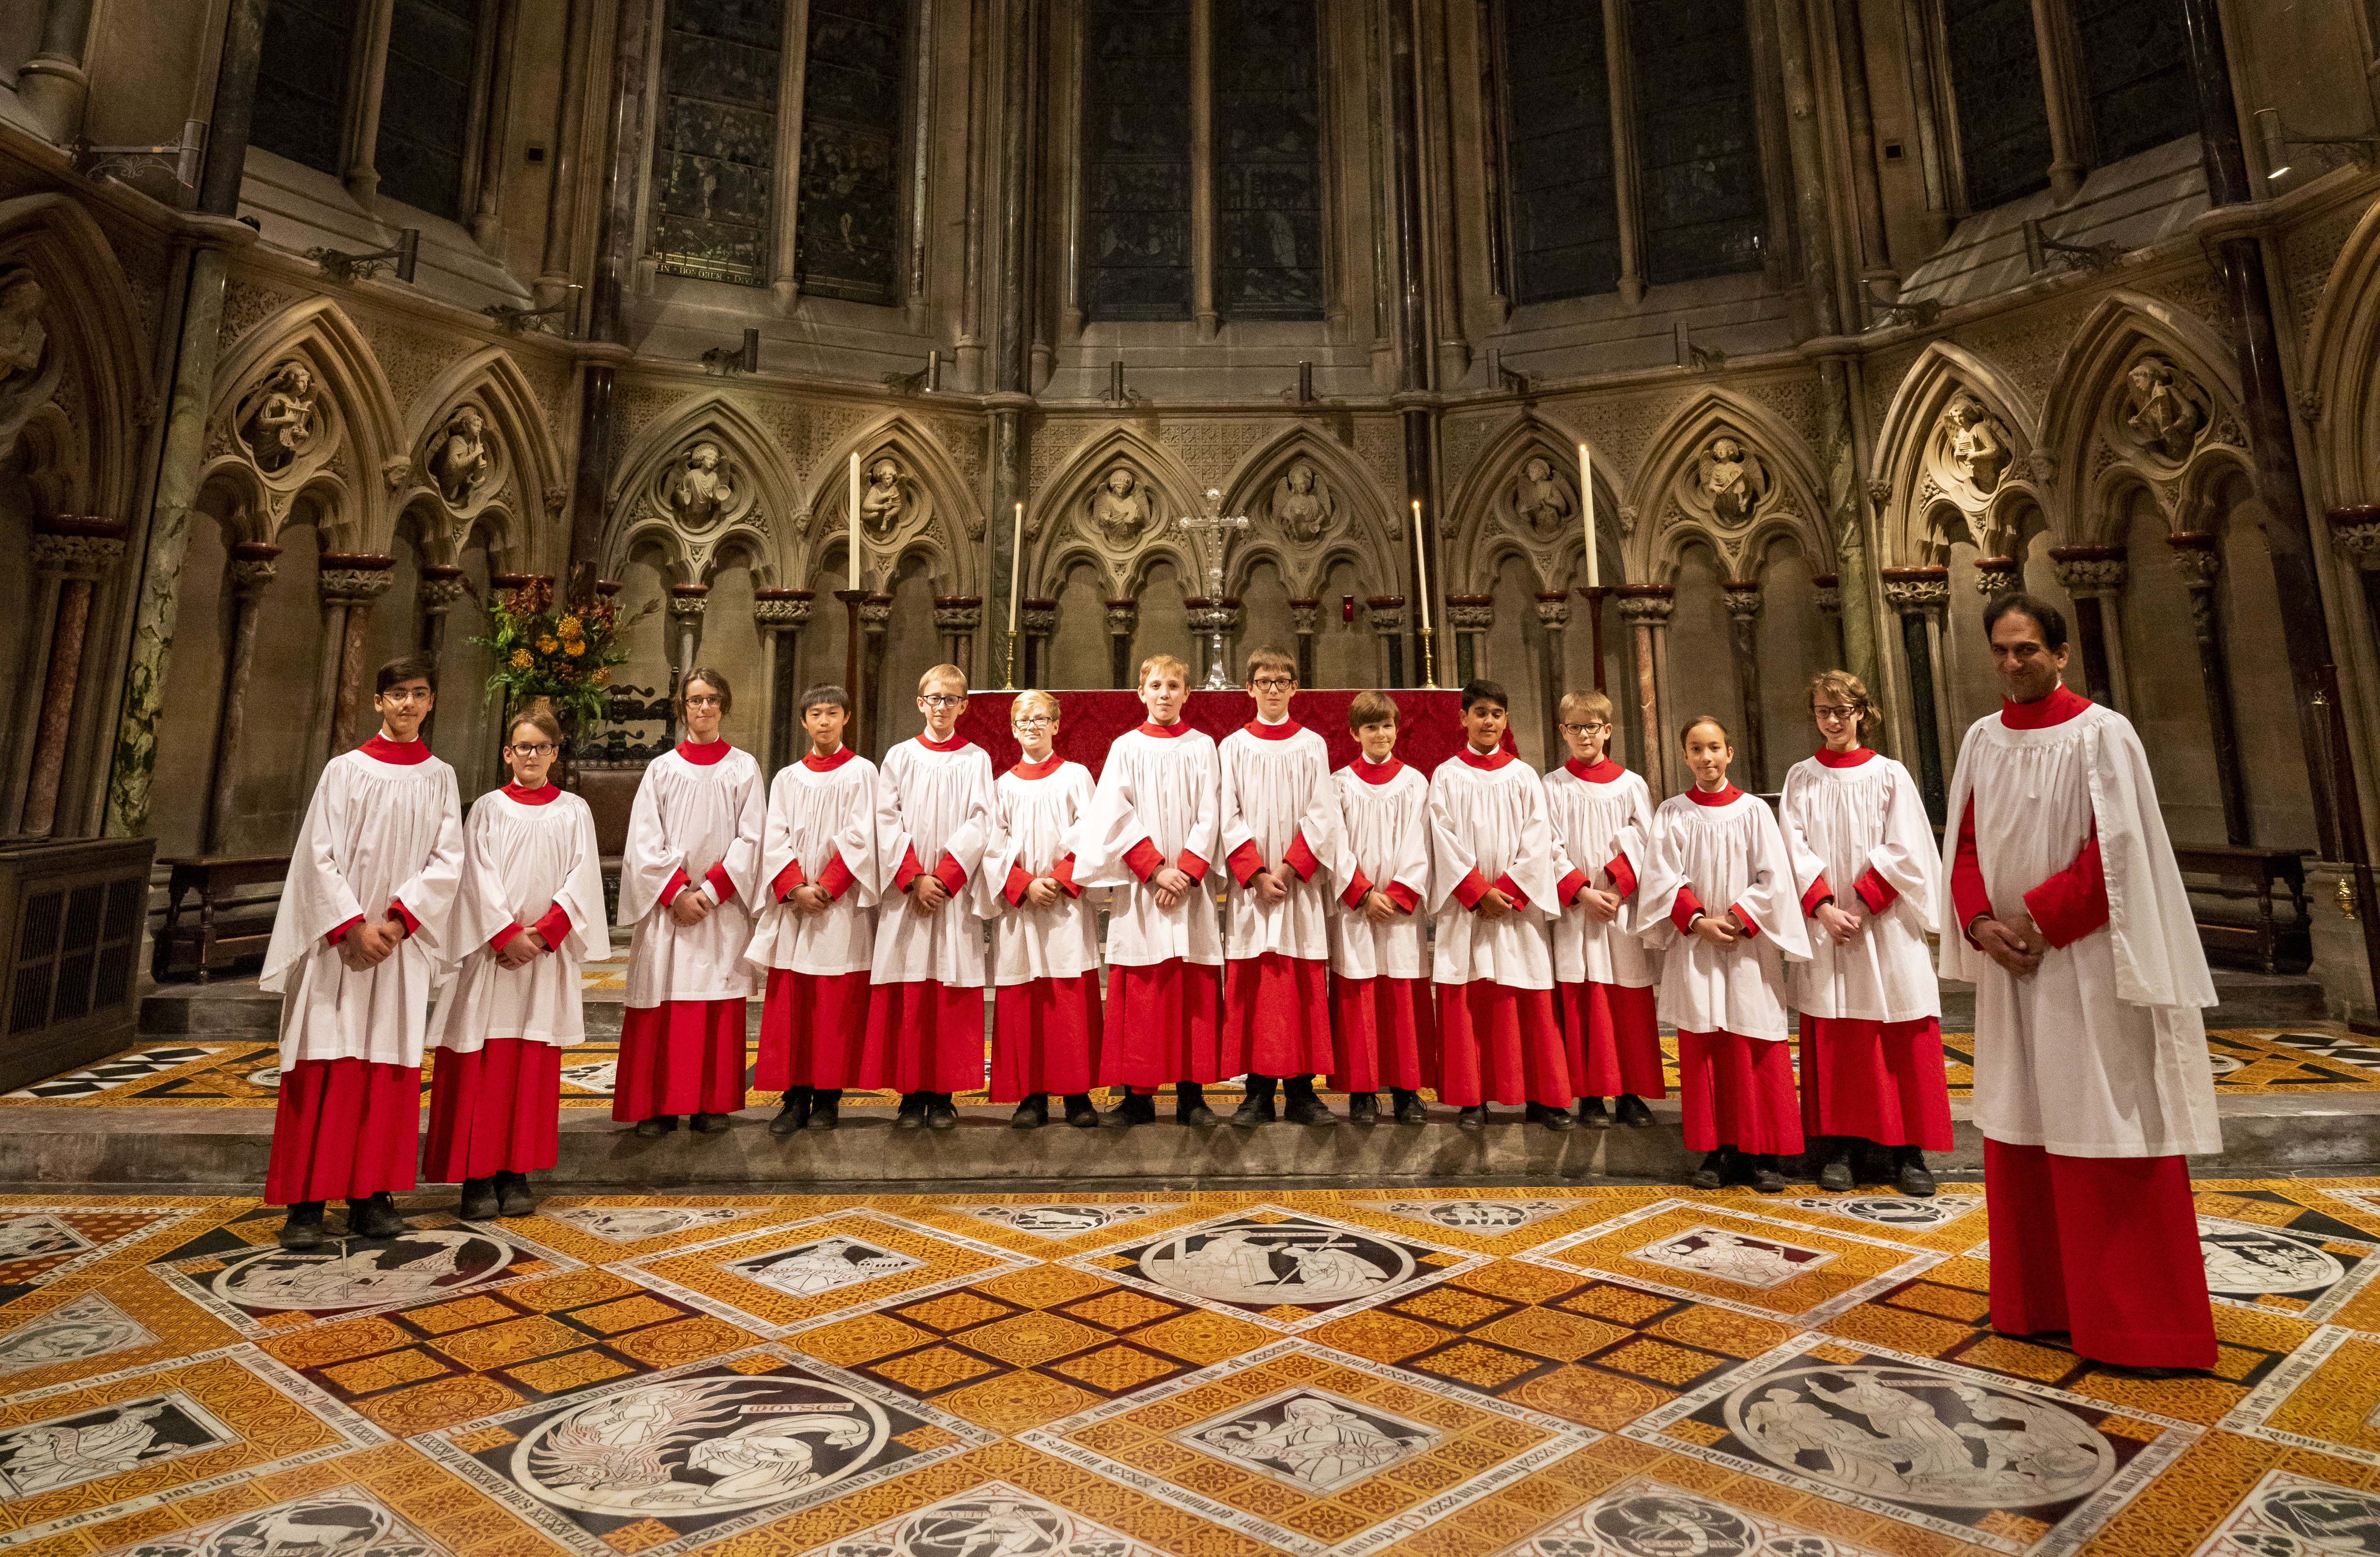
[1411,499,1432,633]
[1008,502,1024,633]
[1580,443,1599,590]
[848,452,862,592]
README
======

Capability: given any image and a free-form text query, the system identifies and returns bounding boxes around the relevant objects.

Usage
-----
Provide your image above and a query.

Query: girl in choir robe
[1325,690,1435,1124]
[1630,714,1813,1192]
[423,709,610,1219]
[752,684,883,1135]
[261,654,464,1249]
[864,664,996,1130]
[982,689,1101,1128]
[1780,670,1949,1196]
[1075,654,1225,1127]
[1218,647,1353,1127]
[615,668,765,1138]
[1425,679,1577,1132]
[1542,689,1664,1129]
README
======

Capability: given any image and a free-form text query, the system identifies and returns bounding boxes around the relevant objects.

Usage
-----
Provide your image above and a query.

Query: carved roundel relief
[422,399,503,514]
[651,437,752,535]
[232,357,339,483]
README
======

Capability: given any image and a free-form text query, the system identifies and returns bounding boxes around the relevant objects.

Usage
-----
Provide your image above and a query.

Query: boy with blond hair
[1076,653,1224,1126]
[983,690,1102,1127]
[1326,690,1435,1123]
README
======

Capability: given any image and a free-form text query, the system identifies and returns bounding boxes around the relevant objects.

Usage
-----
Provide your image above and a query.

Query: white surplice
[1780,752,1942,1023]
[1426,752,1561,991]
[871,737,995,988]
[427,788,612,1054]
[1075,724,1224,969]
[746,751,884,978]
[616,743,766,1008]
[1630,789,1812,1041]
[982,759,1102,985]
[1542,761,1659,989]
[1936,702,2221,1157]
[1326,758,1432,981]
[1218,721,1352,961]
[262,744,466,1068]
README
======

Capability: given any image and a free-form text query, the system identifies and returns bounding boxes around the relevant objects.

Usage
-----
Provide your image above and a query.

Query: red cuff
[533,903,572,947]
[772,858,807,901]
[819,852,856,901]
[1491,873,1524,906]
[1729,901,1760,940]
[1453,869,1491,910]
[1952,797,1993,946]
[894,844,925,893]
[390,901,418,937]
[933,853,968,896]
[1124,837,1164,883]
[1285,830,1320,882]
[326,914,364,947]
[1603,852,1638,899]
[2024,833,2110,948]
[1382,880,1421,914]
[1227,839,1265,887]
[1177,849,1209,883]
[1671,885,1706,934]
[1556,868,1588,906]
[1055,853,1081,897]
[1800,874,1833,918]
[1339,867,1376,910]
[1004,863,1034,906]
[489,922,523,953]
[660,866,691,906]
[1854,867,1898,915]
[702,862,736,905]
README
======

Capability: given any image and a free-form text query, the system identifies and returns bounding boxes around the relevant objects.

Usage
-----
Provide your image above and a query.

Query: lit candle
[1580,443,1599,590]
[1411,498,1432,633]
[848,452,862,592]
[1009,501,1024,634]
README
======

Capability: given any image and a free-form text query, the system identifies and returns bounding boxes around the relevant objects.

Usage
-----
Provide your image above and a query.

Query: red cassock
[266,1056,423,1205]
[1544,758,1666,1100]
[1327,755,1437,1094]
[1559,979,1664,1098]
[423,1040,561,1181]
[751,745,883,1092]
[1101,960,1225,1088]
[986,757,1104,1100]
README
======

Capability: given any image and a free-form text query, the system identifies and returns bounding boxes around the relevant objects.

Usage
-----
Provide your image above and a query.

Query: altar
[951,689,1502,777]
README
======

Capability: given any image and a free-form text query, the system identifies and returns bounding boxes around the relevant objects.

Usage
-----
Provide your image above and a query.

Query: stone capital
[861,592,896,632]
[1104,597,1139,635]
[2330,506,2380,567]
[1018,596,1058,636]
[1971,555,2023,597]
[668,583,710,620]
[418,563,468,612]
[1445,593,1495,633]
[31,532,126,579]
[1532,589,1571,629]
[1289,596,1321,636]
[318,552,399,604]
[1879,565,1950,613]
[2167,531,2221,589]
[1809,572,1841,615]
[934,593,984,634]
[1366,595,1406,635]
[1615,583,1675,625]
[1722,580,1763,619]
[753,587,813,629]
[2046,544,2126,596]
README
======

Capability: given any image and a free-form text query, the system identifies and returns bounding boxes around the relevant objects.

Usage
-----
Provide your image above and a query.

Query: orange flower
[509,648,533,670]
[593,666,612,685]
[536,635,559,654]
[566,639,585,656]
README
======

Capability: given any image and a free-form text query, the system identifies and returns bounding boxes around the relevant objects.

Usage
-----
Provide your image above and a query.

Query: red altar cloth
[952,690,1505,780]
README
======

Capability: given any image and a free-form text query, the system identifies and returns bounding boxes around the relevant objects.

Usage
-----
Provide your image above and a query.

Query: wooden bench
[153,854,290,983]
[2171,844,2312,975]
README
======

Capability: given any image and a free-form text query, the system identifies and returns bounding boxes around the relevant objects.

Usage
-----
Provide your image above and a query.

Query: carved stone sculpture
[1942,395,2008,494]
[427,405,492,505]
[1514,456,1573,539]
[667,441,736,529]
[0,265,59,451]
[1273,462,1333,544]
[1090,465,1153,548]
[2122,356,2206,462]
[242,361,319,475]
[858,456,906,538]
[1697,436,1767,525]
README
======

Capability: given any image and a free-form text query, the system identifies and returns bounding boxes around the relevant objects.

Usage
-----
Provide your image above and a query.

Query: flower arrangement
[468,574,656,732]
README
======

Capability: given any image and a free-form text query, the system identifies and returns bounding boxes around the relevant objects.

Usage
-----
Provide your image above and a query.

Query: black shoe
[1011,1094,1049,1129]
[808,1092,841,1131]
[1457,1106,1488,1131]
[346,1191,411,1239]
[927,1094,958,1130]
[1064,1093,1100,1127]
[1751,1154,1787,1194]
[1347,1091,1379,1123]
[1283,1078,1338,1126]
[1895,1148,1938,1198]
[634,1115,678,1138]
[1231,1076,1279,1128]
[1689,1150,1728,1191]
[690,1111,731,1134]
[494,1171,536,1217]
[770,1088,813,1136]
[1615,1094,1656,1127]
[1103,1091,1157,1127]
[894,1093,929,1131]
[1527,1101,1578,1132]
[457,1177,500,1221]
[278,1203,326,1251]
[1817,1140,1855,1193]
[1577,1097,1614,1129]
[1392,1089,1428,1124]
[1176,1082,1220,1127]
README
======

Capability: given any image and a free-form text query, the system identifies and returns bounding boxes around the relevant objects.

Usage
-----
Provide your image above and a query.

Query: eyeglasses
[1249,678,1296,692]
[1013,716,1054,729]
[921,694,966,709]
[684,694,723,709]
[508,742,557,756]
[377,687,432,704]
[1813,704,1858,720]
[1559,722,1610,735]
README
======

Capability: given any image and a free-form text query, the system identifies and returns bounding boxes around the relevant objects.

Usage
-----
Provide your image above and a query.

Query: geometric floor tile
[1342,1199,1579,1235]
[1774,1194,1989,1233]
[2221,1323,2380,1465]
[0,1291,156,1377]
[1493,1472,1904,1557]
[541,1207,753,1243]
[0,1205,199,1294]
[624,1211,1039,1336]
[2197,1212,2380,1324]
[946,1203,1187,1241]
[80,1484,459,1557]
[146,1225,584,1335]
[1527,1200,1944,1325]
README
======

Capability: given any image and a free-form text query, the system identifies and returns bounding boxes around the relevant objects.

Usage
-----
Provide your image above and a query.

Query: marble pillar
[2047,545,2129,710]
[668,584,709,679]
[934,595,984,683]
[2169,531,2250,845]
[319,553,397,758]
[1290,597,1320,690]
[754,586,811,775]
[1617,584,1674,799]
[208,542,282,853]
[1723,580,1766,790]
[415,563,468,748]
[1019,597,1058,690]
[1534,590,1570,769]
[1445,595,1494,687]
[1105,598,1138,689]
[1811,571,1845,666]
[19,518,127,838]
[1368,597,1406,689]
[862,592,895,754]
[1880,565,1950,821]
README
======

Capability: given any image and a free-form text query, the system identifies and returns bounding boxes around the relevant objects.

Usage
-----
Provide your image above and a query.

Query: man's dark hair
[1983,591,2069,651]
[1461,678,1509,713]
[376,653,438,695]
[798,684,849,716]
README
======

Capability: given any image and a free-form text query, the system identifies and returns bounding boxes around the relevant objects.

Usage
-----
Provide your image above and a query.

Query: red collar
[1243,718,1302,741]
[916,731,970,753]
[1350,755,1405,785]
[359,734,430,765]
[1815,746,1874,768]
[2001,683,2090,729]
[803,746,854,772]
[1458,746,1515,771]
[1685,783,1744,807]
[1566,757,1625,784]
[503,781,559,805]
[677,739,731,765]
[1011,754,1063,780]
[1138,720,1186,739]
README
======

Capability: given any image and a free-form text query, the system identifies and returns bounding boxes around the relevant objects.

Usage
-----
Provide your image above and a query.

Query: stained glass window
[1081,0,1194,322]
[1212,0,1325,319]
[2075,0,2197,165]
[1500,0,1620,304]
[797,0,908,305]
[651,0,784,286]
[251,0,355,178]
[1943,0,2053,210]
[377,0,481,219]
[1631,0,1766,283]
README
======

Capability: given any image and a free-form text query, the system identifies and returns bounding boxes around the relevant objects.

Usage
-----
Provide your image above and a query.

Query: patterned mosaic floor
[9,1182,2380,1557]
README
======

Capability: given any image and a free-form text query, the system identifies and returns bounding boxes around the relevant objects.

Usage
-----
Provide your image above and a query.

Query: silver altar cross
[1176,486,1248,690]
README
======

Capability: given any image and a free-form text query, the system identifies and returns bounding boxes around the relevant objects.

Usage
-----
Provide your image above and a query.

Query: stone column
[1290,597,1320,689]
[1019,597,1058,690]
[1445,595,1494,687]
[1880,566,1951,822]
[861,592,895,754]
[754,587,811,774]
[2047,545,2129,710]
[2025,0,2088,202]
[1367,597,1406,689]
[2169,531,2250,845]
[1811,572,1845,665]
[319,553,397,758]
[1723,580,1767,790]
[668,583,709,678]
[342,0,398,206]
[1534,590,1570,769]
[934,595,984,682]
[17,0,98,140]
[17,519,127,837]
[418,564,468,660]
[207,542,282,853]
[2329,506,2380,704]
[1183,597,1222,688]
[1617,584,1674,799]
[1105,598,1138,689]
